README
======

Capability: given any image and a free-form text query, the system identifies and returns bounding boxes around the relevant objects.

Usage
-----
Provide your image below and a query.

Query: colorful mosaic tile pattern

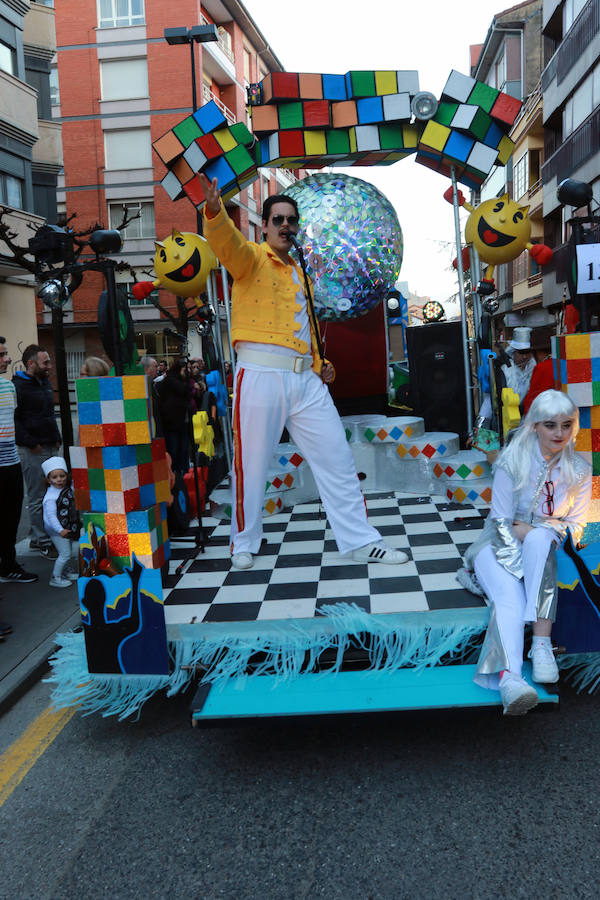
[69,439,170,514]
[445,480,493,505]
[395,432,460,460]
[82,503,170,570]
[76,375,155,447]
[433,451,490,481]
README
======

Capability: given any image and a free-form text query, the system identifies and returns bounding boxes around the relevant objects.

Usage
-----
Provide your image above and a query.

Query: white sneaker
[49,576,72,589]
[351,541,409,565]
[63,567,78,582]
[528,642,559,683]
[500,672,539,716]
[231,552,253,570]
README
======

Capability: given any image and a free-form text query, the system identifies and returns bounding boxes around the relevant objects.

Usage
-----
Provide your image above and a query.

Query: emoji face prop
[153,230,217,297]
[443,185,552,296]
[464,194,531,266]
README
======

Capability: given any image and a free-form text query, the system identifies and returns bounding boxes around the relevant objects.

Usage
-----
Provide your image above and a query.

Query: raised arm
[198,175,258,281]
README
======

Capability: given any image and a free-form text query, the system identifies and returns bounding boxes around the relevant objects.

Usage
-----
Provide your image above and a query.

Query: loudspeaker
[406,322,469,439]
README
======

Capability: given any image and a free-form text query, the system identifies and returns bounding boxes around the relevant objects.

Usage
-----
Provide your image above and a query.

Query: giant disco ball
[285,172,403,322]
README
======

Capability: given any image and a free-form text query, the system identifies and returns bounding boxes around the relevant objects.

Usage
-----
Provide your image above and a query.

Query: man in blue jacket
[13,345,61,558]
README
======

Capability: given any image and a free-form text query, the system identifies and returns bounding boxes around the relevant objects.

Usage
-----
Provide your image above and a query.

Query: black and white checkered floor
[163,492,488,625]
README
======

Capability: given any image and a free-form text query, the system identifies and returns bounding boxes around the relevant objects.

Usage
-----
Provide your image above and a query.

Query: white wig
[497,389,580,490]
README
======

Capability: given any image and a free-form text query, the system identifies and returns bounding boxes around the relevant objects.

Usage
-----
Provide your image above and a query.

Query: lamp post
[164,24,219,114]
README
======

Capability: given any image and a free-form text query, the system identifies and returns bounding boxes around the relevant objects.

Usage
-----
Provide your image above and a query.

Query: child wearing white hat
[41,456,79,588]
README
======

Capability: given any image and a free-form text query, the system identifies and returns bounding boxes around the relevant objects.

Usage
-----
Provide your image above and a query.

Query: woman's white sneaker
[231,552,253,570]
[351,541,409,565]
[528,642,559,683]
[500,672,539,716]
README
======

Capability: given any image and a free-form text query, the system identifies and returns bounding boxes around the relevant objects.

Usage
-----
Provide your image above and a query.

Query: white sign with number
[576,243,600,294]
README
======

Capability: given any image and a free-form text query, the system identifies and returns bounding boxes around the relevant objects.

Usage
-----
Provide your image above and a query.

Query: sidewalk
[0,536,80,715]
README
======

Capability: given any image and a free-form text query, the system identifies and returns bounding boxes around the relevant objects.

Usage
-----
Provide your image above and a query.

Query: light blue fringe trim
[47,604,486,720]
[558,652,600,694]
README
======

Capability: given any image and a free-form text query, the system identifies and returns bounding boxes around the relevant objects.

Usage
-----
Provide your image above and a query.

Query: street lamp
[164,24,219,113]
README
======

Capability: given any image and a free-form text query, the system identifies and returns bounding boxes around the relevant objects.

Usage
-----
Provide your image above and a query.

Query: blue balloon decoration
[285,173,403,322]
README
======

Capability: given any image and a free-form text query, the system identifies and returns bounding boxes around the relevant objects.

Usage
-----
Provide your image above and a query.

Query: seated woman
[463,389,591,716]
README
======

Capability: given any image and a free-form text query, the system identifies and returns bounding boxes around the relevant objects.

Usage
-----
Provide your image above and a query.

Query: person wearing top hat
[502,326,536,406]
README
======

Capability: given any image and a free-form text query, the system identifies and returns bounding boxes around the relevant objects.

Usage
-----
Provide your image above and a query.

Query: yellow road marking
[0,705,77,806]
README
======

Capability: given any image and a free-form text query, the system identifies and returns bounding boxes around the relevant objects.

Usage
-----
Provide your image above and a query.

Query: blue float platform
[191,662,558,724]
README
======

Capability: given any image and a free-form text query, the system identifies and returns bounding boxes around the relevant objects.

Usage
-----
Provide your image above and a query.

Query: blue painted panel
[192,663,558,721]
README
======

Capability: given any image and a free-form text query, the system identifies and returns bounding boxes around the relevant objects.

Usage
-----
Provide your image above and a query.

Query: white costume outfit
[231,270,381,556]
[464,442,591,690]
[501,357,536,403]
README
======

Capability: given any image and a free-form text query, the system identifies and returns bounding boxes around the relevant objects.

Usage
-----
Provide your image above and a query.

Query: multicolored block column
[70,375,171,570]
[553,332,600,540]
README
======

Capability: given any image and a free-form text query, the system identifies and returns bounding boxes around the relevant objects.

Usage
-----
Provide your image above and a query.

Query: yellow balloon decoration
[444,188,553,294]
[131,229,217,304]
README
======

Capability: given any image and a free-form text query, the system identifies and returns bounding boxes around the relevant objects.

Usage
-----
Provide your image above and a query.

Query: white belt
[236,348,312,373]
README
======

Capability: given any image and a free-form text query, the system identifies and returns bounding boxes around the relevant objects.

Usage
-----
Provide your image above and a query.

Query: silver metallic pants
[473,527,557,690]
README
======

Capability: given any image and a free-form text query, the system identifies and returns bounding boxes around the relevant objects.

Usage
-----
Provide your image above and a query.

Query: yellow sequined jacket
[203,201,328,375]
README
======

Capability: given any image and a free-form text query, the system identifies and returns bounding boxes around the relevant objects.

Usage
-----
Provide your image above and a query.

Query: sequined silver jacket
[464,443,591,585]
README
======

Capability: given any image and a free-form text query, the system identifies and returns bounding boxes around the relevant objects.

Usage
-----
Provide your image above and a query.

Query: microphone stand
[287,233,325,364]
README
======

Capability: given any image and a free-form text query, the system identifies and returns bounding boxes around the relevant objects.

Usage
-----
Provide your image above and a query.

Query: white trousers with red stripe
[231,365,381,555]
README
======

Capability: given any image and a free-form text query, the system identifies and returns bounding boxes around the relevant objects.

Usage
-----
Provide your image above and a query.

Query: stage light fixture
[37,279,69,309]
[557,178,594,209]
[411,92,439,121]
[89,229,123,256]
[247,83,263,106]
[422,300,445,322]
[387,297,400,310]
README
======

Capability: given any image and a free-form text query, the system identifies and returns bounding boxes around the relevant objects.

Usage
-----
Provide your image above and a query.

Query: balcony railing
[542,0,600,89]
[202,84,235,124]
[528,272,543,288]
[513,79,542,129]
[528,177,542,199]
[199,13,235,63]
[542,105,600,184]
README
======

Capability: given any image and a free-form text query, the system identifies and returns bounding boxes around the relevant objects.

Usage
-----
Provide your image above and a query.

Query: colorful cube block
[261,71,300,103]
[345,70,376,98]
[192,100,227,134]
[76,376,155,447]
[70,439,170,514]
[82,503,170,570]
[321,73,347,101]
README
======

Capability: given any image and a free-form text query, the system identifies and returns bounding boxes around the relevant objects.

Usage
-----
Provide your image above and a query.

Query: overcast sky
[242,0,510,308]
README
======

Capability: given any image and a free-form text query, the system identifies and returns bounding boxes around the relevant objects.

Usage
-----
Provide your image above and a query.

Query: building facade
[541,0,600,312]
[470,0,547,335]
[0,0,60,370]
[49,0,302,376]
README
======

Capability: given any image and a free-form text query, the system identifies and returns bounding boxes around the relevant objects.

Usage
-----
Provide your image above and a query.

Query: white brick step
[445,477,493,506]
[344,415,425,444]
[433,450,491,482]
[393,432,460,461]
[265,467,298,494]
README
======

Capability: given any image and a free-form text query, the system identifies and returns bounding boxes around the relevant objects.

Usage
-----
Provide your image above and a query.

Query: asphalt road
[1,677,599,900]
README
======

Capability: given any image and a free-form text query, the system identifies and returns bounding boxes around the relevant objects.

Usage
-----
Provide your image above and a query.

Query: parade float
[44,66,600,722]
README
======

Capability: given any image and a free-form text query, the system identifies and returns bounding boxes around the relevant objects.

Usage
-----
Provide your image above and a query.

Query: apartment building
[470,0,547,334]
[0,0,60,368]
[541,0,600,311]
[48,0,300,374]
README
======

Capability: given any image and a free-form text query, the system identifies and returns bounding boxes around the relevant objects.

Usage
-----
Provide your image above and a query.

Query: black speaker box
[406,322,469,440]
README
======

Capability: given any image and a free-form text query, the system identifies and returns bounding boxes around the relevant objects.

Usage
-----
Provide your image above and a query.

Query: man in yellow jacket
[199,173,408,569]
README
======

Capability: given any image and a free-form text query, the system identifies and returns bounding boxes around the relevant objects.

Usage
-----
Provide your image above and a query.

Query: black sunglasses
[271,214,299,227]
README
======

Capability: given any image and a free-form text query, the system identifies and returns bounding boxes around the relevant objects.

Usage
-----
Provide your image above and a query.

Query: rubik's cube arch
[152,68,521,208]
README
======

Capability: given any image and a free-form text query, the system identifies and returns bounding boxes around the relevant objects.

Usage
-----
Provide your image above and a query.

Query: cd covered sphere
[284,173,403,321]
